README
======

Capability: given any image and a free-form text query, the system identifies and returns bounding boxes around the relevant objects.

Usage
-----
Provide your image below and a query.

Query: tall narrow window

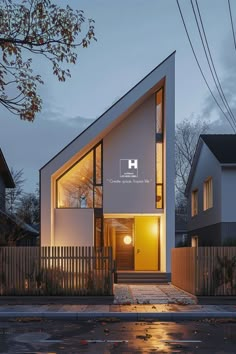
[191,189,198,216]
[155,87,164,209]
[156,143,163,208]
[57,142,102,208]
[156,88,163,139]
[95,217,103,248]
[95,144,102,185]
[203,177,213,210]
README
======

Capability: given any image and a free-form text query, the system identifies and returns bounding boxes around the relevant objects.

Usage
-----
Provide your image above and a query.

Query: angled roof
[185,134,236,196]
[0,149,15,188]
[201,134,236,163]
[40,51,175,174]
[0,209,39,235]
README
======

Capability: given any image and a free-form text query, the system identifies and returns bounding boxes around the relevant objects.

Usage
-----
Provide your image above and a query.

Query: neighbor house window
[155,87,164,209]
[57,142,102,208]
[203,177,213,210]
[191,189,198,216]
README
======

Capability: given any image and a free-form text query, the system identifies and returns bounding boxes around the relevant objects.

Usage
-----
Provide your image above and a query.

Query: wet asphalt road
[0,318,236,353]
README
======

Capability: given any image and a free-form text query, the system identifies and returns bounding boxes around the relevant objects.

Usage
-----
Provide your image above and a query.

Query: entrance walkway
[114,284,196,305]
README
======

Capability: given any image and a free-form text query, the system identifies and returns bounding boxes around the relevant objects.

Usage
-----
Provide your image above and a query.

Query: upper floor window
[155,87,164,209]
[57,142,102,208]
[191,189,198,217]
[156,143,163,208]
[203,177,213,210]
[156,88,163,141]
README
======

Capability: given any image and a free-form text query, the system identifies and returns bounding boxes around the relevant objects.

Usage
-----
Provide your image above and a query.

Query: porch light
[123,235,132,245]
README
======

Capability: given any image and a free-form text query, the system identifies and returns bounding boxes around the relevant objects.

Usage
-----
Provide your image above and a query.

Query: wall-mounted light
[123,235,132,245]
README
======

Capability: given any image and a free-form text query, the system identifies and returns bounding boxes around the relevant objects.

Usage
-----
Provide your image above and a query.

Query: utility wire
[193,0,236,126]
[228,0,236,51]
[176,0,236,132]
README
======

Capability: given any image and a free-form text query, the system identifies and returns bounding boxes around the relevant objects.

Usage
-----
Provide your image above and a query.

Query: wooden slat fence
[171,247,197,295]
[172,247,236,296]
[0,247,113,296]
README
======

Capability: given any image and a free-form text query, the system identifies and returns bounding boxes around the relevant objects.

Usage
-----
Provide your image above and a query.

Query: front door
[134,216,158,270]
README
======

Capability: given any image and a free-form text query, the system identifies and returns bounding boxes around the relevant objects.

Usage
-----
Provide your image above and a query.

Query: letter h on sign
[128,159,138,169]
[120,159,138,178]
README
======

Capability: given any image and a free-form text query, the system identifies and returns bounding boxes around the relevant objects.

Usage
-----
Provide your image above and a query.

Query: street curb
[0,311,236,321]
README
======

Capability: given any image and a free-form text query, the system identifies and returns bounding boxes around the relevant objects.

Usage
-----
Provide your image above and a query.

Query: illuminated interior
[103,216,160,271]
[156,143,163,208]
[156,87,164,209]
[57,143,102,208]
[156,88,163,135]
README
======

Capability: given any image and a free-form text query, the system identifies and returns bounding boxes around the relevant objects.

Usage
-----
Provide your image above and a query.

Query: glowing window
[203,177,213,210]
[156,88,163,136]
[57,143,102,208]
[156,143,163,208]
[191,189,198,216]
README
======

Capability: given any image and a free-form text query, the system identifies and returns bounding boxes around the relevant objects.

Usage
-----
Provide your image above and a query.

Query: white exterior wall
[163,56,175,273]
[188,143,222,231]
[54,209,94,246]
[221,166,236,222]
[103,96,156,214]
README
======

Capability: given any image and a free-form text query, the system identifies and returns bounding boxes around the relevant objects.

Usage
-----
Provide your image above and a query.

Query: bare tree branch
[0,0,96,121]
[175,118,209,208]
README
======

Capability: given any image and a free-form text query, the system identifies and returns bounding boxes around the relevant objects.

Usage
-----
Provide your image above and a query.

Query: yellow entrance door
[134,216,158,271]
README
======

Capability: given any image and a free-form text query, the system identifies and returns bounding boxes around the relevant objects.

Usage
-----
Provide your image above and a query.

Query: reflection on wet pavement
[1,318,236,353]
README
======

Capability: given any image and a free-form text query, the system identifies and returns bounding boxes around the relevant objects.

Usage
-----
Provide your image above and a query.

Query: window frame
[56,141,103,209]
[155,86,164,209]
[191,189,198,217]
[203,177,213,211]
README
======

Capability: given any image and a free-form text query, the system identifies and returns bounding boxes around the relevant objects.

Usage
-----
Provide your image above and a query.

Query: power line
[228,0,236,51]
[176,0,236,133]
[192,0,236,126]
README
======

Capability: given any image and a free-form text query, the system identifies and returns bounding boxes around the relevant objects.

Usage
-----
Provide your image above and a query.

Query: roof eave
[184,137,203,197]
[0,149,15,188]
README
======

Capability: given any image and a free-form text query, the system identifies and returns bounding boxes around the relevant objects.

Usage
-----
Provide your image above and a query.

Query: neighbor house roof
[185,134,236,196]
[0,149,15,188]
[201,134,236,163]
[0,209,39,235]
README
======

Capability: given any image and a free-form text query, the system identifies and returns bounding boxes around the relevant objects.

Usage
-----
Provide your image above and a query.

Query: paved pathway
[0,284,235,320]
[114,284,196,304]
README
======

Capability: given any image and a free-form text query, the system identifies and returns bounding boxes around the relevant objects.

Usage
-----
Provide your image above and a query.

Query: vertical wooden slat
[81,247,84,293]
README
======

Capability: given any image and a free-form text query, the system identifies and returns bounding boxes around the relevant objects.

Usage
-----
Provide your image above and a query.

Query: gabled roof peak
[0,148,15,188]
[200,134,236,163]
[40,51,175,173]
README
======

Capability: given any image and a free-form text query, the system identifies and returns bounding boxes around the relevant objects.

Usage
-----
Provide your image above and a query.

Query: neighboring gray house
[175,207,187,247]
[185,134,236,246]
[0,148,39,246]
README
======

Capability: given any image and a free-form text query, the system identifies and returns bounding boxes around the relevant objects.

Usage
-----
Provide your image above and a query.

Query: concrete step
[115,272,169,284]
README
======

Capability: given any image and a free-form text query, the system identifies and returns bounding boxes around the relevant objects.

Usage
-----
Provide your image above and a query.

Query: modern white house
[40,52,175,276]
[185,134,236,246]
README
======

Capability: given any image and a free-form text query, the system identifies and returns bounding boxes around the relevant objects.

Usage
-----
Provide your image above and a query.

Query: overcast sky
[1,0,236,192]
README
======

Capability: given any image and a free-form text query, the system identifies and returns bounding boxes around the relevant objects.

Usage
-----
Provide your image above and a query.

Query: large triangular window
[57,142,102,208]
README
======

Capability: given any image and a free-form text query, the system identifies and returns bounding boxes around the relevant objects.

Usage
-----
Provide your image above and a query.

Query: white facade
[40,53,175,273]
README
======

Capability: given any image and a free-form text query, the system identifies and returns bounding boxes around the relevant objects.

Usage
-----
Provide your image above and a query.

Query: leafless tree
[175,118,209,208]
[5,168,25,213]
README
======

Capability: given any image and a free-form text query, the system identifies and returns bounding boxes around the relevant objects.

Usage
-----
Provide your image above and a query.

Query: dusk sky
[1,0,236,192]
